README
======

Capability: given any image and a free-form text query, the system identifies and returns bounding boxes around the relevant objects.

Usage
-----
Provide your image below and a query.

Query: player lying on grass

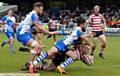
[36,43,94,73]
[20,40,93,73]
[16,2,59,71]
[29,18,91,73]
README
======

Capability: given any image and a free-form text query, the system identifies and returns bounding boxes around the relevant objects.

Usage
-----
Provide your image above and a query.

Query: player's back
[63,27,82,45]
[18,11,39,34]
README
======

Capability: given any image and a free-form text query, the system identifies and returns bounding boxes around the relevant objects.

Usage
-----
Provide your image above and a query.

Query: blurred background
[0,0,120,35]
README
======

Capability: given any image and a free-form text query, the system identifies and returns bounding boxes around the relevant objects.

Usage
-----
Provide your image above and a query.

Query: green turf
[0,33,120,76]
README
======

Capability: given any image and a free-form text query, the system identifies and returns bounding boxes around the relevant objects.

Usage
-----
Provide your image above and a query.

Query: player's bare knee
[47,52,54,58]
[30,41,41,55]
[31,41,40,48]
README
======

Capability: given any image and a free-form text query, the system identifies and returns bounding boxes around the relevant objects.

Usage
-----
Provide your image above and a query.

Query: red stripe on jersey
[89,13,104,31]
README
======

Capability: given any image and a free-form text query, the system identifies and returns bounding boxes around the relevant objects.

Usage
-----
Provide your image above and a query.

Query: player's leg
[57,50,78,74]
[9,36,15,53]
[1,39,9,47]
[41,61,56,71]
[1,30,11,47]
[35,33,45,48]
[35,33,41,44]
[16,31,41,72]
[98,34,107,58]
[29,46,58,73]
[91,37,98,55]
[30,46,58,73]
[33,46,58,66]
[25,39,40,62]
[26,39,43,73]
[3,31,15,53]
[37,52,66,71]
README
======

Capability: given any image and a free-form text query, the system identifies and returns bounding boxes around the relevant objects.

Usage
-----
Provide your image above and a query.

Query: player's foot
[21,62,29,71]
[19,47,30,52]
[29,64,37,73]
[1,41,6,47]
[57,66,67,74]
[10,51,15,54]
[99,53,105,59]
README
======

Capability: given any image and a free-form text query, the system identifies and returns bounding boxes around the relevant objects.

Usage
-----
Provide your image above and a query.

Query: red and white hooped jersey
[89,13,105,31]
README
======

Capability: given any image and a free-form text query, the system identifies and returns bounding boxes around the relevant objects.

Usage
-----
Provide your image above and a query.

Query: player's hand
[88,31,93,37]
[102,27,107,32]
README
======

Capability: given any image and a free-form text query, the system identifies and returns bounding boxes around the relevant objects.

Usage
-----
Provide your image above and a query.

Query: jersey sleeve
[31,13,39,23]
[1,16,7,22]
[88,15,92,23]
[77,29,82,37]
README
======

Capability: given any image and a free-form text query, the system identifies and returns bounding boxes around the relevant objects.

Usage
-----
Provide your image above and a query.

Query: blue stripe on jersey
[31,13,39,22]
[77,29,82,36]
[1,16,8,22]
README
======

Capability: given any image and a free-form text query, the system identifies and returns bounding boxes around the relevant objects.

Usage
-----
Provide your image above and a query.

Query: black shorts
[93,31,104,37]
[52,51,66,67]
[49,28,57,32]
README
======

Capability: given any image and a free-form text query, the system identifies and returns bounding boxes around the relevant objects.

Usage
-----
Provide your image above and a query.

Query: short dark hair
[83,43,91,46]
[33,2,43,8]
[76,17,85,26]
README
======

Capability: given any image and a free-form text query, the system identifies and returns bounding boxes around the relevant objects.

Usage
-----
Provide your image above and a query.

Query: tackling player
[29,18,91,73]
[16,2,58,72]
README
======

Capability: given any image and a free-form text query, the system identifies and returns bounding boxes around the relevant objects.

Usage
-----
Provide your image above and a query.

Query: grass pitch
[0,33,120,76]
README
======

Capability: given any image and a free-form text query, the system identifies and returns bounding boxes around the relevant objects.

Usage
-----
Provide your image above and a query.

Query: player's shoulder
[72,27,82,34]
[30,11,39,19]
[3,15,9,19]
[90,13,95,17]
[75,27,82,31]
[89,14,96,18]
[30,11,38,16]
[49,19,53,22]
[11,16,16,19]
[98,13,103,17]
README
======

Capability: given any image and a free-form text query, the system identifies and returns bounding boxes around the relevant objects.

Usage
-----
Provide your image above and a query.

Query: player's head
[77,17,85,27]
[94,5,100,14]
[82,43,91,54]
[51,15,55,20]
[33,2,43,14]
[7,9,13,16]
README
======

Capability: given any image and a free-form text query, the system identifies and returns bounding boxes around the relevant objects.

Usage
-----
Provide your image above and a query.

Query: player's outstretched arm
[0,20,6,25]
[34,22,60,35]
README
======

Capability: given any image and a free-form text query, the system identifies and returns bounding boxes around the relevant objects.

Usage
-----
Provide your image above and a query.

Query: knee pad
[101,45,106,48]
